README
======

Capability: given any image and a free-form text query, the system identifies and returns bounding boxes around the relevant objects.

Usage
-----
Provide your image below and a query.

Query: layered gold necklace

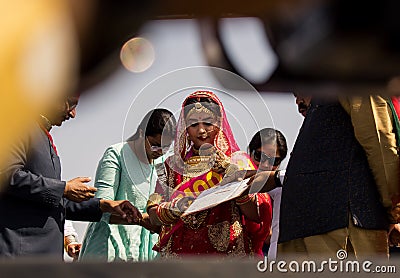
[183,147,217,178]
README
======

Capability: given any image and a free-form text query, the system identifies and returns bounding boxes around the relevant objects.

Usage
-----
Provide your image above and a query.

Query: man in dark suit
[276,95,398,260]
[0,95,142,259]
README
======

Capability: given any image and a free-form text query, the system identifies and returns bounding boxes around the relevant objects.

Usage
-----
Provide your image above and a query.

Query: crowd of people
[0,90,399,263]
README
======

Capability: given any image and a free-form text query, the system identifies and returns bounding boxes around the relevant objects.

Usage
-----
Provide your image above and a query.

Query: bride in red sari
[147,91,272,257]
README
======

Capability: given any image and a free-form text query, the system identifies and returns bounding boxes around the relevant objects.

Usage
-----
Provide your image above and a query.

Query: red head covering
[174,90,240,162]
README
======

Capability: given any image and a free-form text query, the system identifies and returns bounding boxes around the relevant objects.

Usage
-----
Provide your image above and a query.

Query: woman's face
[251,143,282,171]
[185,110,220,150]
[145,134,173,160]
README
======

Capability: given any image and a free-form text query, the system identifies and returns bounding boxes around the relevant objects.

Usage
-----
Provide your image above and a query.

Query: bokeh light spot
[120,37,155,73]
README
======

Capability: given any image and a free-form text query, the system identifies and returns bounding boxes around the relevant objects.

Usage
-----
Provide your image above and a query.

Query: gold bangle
[146,193,162,213]
[146,203,159,214]
[156,202,180,225]
[236,194,255,205]
[236,195,251,205]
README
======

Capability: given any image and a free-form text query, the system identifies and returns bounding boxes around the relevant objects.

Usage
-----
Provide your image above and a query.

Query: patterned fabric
[79,142,160,261]
[154,91,272,257]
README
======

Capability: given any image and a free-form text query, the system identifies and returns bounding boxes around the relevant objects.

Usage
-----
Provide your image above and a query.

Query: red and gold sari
[154,91,272,257]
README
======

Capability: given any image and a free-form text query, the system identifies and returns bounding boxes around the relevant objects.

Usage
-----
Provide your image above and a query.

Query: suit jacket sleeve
[0,127,65,208]
[65,198,102,222]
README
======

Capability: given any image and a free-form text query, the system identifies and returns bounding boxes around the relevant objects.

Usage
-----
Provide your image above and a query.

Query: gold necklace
[192,146,215,156]
[183,154,216,178]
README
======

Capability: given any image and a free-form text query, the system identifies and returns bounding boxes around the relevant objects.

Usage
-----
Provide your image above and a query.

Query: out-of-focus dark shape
[264,0,400,93]
[153,0,320,20]
[68,1,155,91]
[387,76,400,96]
[4,0,400,169]
[197,0,400,94]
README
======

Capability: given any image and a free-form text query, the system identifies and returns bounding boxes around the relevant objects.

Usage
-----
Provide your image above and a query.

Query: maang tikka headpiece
[186,102,215,119]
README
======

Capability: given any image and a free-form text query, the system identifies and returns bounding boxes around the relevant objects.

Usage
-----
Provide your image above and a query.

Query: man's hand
[100,200,142,224]
[66,243,81,261]
[64,177,97,202]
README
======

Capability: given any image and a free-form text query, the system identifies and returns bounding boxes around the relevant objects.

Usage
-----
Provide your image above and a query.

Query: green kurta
[79,142,160,261]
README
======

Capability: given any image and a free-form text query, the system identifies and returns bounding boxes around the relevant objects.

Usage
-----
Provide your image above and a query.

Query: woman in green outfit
[79,109,176,261]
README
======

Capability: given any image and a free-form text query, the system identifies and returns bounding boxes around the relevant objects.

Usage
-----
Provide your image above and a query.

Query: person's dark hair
[127,108,176,141]
[248,128,288,160]
[183,97,221,118]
